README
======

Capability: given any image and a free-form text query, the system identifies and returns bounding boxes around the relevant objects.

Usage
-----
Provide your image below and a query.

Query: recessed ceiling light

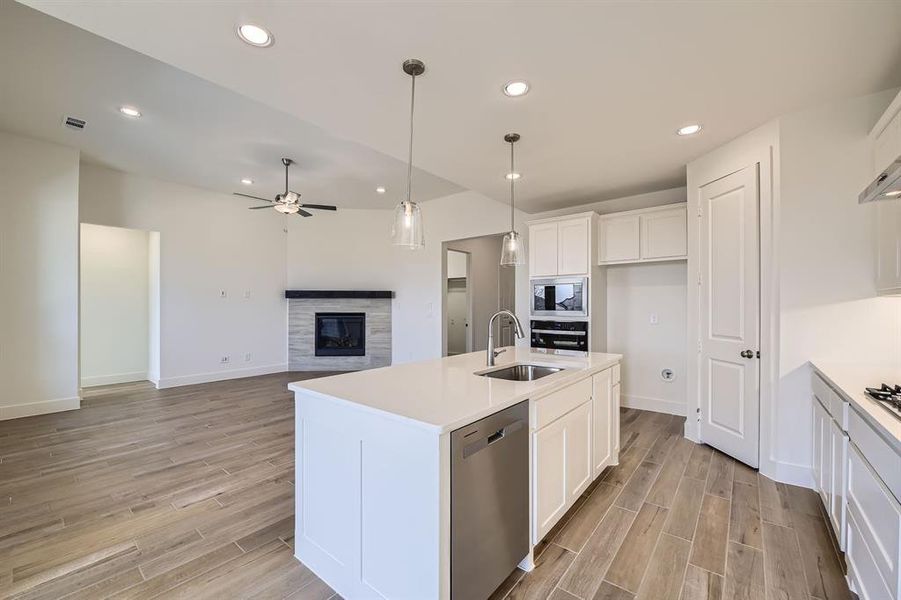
[241,178,254,185]
[884,190,901,197]
[677,124,702,136]
[503,80,530,97]
[505,172,521,180]
[119,106,141,118]
[375,186,386,194]
[236,23,274,47]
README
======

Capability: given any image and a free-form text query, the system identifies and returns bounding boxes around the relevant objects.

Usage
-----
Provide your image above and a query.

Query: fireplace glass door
[315,313,366,356]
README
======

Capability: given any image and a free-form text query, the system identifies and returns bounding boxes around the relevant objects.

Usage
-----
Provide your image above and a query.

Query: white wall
[607,262,688,415]
[776,89,901,470]
[80,223,151,387]
[0,131,80,419]
[287,191,530,364]
[79,163,288,388]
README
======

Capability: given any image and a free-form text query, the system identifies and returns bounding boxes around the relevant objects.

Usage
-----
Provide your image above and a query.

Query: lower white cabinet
[829,418,848,550]
[847,444,901,600]
[533,364,620,544]
[533,398,592,542]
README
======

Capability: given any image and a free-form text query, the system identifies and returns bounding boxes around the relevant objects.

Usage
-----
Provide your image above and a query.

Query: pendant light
[391,59,426,249]
[500,133,525,266]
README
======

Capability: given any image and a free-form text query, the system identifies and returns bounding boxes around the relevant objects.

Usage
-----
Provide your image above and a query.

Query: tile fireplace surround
[286,290,393,371]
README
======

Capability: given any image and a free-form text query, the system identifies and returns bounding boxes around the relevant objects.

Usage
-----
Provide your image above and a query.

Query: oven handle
[531,329,586,336]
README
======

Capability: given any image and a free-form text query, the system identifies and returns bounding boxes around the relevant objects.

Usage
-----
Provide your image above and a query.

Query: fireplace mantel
[285,290,394,299]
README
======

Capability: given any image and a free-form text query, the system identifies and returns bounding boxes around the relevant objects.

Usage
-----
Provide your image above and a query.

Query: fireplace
[315,312,366,357]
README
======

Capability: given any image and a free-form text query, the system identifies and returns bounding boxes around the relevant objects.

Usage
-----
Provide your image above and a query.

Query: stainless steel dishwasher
[451,400,529,600]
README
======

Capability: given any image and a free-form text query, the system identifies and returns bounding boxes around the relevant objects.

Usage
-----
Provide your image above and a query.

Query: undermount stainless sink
[477,364,563,382]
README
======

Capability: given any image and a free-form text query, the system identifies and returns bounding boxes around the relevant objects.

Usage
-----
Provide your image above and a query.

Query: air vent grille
[63,116,86,130]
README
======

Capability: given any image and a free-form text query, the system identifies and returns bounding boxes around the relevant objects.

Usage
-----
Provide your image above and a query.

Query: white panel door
[565,401,593,500]
[640,206,687,260]
[533,416,567,541]
[829,418,848,550]
[598,215,640,263]
[529,223,559,277]
[699,165,760,467]
[557,218,590,275]
[592,368,613,477]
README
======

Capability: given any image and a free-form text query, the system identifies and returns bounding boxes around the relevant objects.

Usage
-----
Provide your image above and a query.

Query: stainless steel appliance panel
[451,401,529,600]
[531,277,588,317]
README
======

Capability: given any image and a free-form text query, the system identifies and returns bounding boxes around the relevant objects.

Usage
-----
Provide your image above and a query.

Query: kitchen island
[289,347,621,600]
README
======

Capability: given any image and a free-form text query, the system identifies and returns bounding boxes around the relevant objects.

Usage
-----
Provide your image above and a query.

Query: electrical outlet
[649,313,659,325]
[219,289,227,299]
[220,355,230,364]
[244,353,252,362]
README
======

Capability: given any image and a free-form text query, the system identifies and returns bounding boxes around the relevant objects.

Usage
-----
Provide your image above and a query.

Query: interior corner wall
[0,130,80,420]
[79,223,150,387]
[286,190,530,365]
[776,88,901,473]
[78,163,288,388]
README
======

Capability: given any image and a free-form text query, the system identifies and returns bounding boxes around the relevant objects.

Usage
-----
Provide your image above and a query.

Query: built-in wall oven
[530,319,589,354]
[531,277,588,318]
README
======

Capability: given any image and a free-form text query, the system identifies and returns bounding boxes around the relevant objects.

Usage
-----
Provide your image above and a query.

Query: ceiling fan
[233,158,337,217]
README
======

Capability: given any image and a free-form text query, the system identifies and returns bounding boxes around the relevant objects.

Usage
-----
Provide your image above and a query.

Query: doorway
[79,223,160,388]
[442,234,517,357]
[446,250,471,355]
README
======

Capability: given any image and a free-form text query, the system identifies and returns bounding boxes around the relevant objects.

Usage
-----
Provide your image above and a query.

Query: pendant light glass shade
[500,133,525,266]
[391,59,426,249]
[391,199,424,249]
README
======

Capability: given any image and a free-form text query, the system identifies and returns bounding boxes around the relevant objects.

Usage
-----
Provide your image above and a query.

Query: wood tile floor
[0,374,851,600]
[0,373,334,600]
[490,408,853,600]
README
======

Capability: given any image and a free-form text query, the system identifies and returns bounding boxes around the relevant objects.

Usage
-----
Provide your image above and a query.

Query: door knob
[740,350,753,359]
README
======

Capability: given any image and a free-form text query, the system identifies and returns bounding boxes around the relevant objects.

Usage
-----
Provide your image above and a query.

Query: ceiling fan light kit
[391,58,426,250]
[232,157,337,218]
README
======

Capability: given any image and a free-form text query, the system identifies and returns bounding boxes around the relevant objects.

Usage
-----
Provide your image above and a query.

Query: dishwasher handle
[461,420,525,459]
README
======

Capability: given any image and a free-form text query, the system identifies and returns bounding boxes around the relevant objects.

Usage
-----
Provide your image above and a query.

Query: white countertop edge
[288,354,622,435]
[809,361,901,452]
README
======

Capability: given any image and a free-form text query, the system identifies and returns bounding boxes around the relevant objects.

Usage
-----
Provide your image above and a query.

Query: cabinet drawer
[612,364,621,385]
[847,507,896,600]
[812,372,849,431]
[850,408,901,502]
[847,444,901,597]
[534,377,592,430]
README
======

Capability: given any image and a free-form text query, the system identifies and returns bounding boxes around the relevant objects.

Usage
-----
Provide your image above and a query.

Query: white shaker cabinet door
[598,215,640,263]
[557,217,590,275]
[829,418,848,550]
[565,401,593,501]
[529,222,559,277]
[533,416,567,542]
[592,368,613,477]
[640,205,687,260]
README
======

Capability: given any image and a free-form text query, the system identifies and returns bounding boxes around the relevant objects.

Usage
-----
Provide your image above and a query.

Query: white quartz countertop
[810,360,901,450]
[288,347,622,434]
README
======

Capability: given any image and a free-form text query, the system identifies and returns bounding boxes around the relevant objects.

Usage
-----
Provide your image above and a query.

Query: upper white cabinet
[598,204,687,265]
[528,214,594,277]
[872,91,901,178]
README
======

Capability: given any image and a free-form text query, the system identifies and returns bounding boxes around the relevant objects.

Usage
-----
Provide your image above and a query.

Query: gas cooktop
[865,384,901,420]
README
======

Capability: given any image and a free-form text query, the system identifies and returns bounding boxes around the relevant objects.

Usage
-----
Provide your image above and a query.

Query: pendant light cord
[406,72,416,204]
[509,139,515,230]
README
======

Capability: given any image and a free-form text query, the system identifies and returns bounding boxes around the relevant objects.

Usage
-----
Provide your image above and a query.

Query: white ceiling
[13,1,901,213]
[0,2,462,210]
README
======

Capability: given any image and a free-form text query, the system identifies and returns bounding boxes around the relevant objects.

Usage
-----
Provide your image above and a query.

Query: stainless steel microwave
[531,277,588,318]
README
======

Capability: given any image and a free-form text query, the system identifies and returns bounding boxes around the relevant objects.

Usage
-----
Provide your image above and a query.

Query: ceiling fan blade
[296,209,313,217]
[248,205,275,210]
[233,192,273,203]
[298,203,337,211]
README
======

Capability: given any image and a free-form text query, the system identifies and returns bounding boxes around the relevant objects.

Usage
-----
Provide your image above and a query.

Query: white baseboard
[156,363,288,389]
[0,396,81,421]
[81,371,148,387]
[761,459,815,489]
[622,393,687,416]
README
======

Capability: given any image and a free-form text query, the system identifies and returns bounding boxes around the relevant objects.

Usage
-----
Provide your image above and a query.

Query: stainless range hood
[859,156,901,203]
